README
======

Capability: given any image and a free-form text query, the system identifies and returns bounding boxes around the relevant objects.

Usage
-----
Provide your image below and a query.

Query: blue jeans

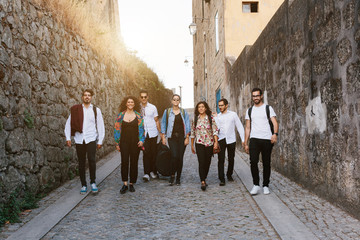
[168,136,186,180]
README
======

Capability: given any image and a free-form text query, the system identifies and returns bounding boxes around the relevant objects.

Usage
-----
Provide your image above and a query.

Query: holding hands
[191,144,196,154]
[116,145,120,152]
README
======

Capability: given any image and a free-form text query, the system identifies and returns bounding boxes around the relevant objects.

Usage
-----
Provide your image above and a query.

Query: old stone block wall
[229,0,360,217]
[0,0,131,202]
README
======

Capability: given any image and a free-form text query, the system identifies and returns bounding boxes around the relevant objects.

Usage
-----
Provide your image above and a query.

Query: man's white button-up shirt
[216,110,245,144]
[141,102,159,138]
[65,104,105,145]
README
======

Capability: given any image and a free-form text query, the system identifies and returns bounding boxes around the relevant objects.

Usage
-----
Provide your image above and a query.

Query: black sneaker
[176,179,181,185]
[169,176,175,186]
[227,176,234,182]
[120,185,128,194]
[129,184,135,192]
[219,181,226,186]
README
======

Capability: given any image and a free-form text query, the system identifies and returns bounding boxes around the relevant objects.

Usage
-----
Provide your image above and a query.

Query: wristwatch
[274,133,278,136]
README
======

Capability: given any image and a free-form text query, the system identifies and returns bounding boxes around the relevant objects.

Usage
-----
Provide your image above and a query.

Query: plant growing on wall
[23,110,34,129]
[0,187,40,229]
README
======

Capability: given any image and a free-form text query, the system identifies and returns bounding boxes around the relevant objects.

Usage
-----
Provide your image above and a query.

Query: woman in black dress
[114,96,145,194]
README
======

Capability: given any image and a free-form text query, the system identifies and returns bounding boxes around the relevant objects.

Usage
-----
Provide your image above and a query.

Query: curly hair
[118,96,141,113]
[194,101,212,129]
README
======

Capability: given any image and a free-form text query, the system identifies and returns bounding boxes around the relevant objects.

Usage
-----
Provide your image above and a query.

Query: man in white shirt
[244,88,279,195]
[140,90,161,181]
[216,98,245,186]
[64,89,105,194]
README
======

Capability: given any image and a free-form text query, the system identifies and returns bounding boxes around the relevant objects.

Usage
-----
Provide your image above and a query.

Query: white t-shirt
[141,102,159,138]
[216,110,245,144]
[245,104,276,140]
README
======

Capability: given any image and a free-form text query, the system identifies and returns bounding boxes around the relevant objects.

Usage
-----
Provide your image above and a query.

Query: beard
[253,99,261,104]
[83,98,91,104]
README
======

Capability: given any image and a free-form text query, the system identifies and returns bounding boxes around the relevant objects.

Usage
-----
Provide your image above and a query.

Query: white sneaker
[250,185,261,195]
[263,186,270,195]
[91,183,98,193]
[143,174,150,181]
[80,186,87,195]
[150,172,157,179]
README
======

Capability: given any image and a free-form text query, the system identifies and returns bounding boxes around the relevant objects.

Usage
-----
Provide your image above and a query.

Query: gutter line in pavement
[234,150,319,240]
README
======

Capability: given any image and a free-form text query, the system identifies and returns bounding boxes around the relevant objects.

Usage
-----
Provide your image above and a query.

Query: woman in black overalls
[114,96,145,194]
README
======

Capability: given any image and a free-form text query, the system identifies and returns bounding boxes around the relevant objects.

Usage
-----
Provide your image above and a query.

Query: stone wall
[229,0,360,217]
[0,0,138,202]
[84,0,121,39]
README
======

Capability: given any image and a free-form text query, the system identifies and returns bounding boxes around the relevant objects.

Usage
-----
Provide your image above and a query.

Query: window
[216,89,221,114]
[242,2,258,13]
[203,52,207,80]
[215,11,219,53]
[202,0,205,20]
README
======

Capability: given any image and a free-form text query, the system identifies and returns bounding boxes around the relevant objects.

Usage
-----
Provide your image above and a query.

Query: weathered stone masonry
[0,0,131,202]
[229,0,360,217]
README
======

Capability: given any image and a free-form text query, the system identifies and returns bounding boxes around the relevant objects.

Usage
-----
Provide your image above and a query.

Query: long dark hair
[194,101,212,129]
[118,96,141,113]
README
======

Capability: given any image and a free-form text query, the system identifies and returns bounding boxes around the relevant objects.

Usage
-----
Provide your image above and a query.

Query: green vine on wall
[0,187,40,229]
[23,110,34,129]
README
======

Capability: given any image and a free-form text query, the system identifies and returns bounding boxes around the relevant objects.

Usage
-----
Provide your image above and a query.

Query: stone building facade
[228,0,360,217]
[192,0,284,111]
[0,0,171,203]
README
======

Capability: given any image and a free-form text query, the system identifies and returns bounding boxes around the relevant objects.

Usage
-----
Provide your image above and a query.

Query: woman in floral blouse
[191,101,219,191]
[114,96,145,194]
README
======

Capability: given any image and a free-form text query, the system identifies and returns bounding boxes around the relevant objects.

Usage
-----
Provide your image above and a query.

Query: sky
[118,0,194,108]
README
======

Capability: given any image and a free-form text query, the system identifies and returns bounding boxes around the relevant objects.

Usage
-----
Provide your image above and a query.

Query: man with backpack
[244,88,278,195]
[64,89,105,194]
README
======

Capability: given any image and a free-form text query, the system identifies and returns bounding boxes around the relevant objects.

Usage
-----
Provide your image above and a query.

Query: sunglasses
[252,95,261,98]
[140,96,148,99]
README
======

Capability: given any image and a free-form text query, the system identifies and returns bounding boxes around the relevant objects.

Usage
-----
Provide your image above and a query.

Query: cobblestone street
[2,146,360,240]
[42,148,279,239]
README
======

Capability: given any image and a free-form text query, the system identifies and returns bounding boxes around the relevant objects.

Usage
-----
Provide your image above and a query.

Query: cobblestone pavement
[42,148,279,240]
[238,151,360,240]
[0,152,119,240]
[2,149,360,240]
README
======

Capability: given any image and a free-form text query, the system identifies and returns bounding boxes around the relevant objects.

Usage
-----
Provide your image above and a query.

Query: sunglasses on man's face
[252,95,261,98]
[140,96,148,99]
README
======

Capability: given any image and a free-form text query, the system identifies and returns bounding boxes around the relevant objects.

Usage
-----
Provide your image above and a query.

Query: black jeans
[120,139,140,183]
[76,141,97,186]
[249,138,273,187]
[195,143,213,182]
[217,139,236,181]
[143,134,158,175]
[168,136,186,180]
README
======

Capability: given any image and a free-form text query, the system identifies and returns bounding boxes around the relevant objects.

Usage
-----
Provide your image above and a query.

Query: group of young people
[65,87,278,196]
